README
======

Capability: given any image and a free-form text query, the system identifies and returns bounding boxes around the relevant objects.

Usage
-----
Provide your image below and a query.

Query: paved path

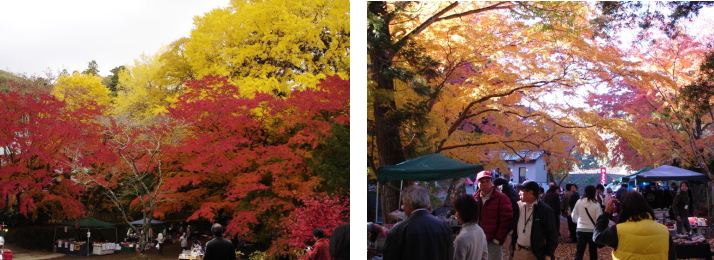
[2,243,65,260]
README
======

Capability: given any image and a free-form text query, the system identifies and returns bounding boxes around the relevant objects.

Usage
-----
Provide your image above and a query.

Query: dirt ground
[4,238,217,260]
[553,216,613,260]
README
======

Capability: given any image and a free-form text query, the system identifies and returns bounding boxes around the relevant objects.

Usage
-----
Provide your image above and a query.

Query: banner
[600,167,607,184]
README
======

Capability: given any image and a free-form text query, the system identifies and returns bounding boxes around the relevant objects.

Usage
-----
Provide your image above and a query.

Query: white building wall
[507,158,548,183]
[535,159,547,182]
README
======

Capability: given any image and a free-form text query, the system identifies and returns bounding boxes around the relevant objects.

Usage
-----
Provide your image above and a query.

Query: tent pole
[399,180,404,210]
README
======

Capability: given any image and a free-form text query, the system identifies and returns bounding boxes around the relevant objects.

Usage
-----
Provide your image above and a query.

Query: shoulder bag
[585,207,606,248]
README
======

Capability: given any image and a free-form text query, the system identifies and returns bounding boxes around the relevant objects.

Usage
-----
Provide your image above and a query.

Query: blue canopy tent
[130,218,164,226]
[615,167,653,183]
[634,165,710,213]
[634,165,708,181]
[375,153,484,221]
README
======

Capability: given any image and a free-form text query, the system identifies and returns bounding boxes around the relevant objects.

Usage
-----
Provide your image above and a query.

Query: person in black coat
[383,185,453,260]
[494,178,519,213]
[495,178,519,257]
[542,186,561,237]
[563,184,580,243]
[329,224,349,260]
[512,180,559,260]
[203,224,236,260]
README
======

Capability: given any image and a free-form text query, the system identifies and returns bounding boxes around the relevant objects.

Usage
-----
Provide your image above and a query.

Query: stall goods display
[673,233,707,245]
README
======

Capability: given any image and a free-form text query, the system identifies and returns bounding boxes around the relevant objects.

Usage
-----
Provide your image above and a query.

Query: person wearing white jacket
[571,185,603,260]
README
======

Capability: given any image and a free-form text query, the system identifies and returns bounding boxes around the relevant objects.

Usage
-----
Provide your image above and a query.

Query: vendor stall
[635,165,711,215]
[672,233,712,260]
[55,239,89,256]
[376,153,484,220]
[374,153,484,259]
[92,242,120,255]
[179,247,204,260]
[54,217,117,256]
[119,242,137,252]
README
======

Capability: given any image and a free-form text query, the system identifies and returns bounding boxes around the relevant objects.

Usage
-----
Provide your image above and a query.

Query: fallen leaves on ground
[555,216,613,260]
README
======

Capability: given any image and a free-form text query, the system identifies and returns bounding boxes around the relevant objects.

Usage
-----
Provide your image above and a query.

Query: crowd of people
[120,220,350,259]
[376,170,687,260]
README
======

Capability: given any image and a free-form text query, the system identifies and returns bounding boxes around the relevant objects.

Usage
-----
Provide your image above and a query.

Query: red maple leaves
[161,74,349,254]
[0,91,103,220]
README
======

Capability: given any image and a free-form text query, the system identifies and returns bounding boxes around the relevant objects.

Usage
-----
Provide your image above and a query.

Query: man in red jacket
[474,171,514,260]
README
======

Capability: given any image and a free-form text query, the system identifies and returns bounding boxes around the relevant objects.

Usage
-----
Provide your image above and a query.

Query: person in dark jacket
[511,180,558,260]
[495,177,519,259]
[203,224,236,260]
[474,171,514,260]
[643,185,658,209]
[542,186,561,237]
[595,184,605,210]
[329,224,349,260]
[383,185,453,260]
[561,184,580,243]
[671,182,692,234]
[615,183,628,200]
[663,182,677,210]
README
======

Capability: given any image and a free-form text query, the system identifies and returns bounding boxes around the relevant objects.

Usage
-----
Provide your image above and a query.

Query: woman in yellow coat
[593,191,675,260]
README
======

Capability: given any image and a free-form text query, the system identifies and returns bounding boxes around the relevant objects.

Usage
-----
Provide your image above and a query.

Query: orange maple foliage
[161,75,349,255]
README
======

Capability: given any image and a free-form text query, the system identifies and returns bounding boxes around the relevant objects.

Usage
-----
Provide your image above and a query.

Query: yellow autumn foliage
[51,72,111,111]
[112,51,183,121]
[370,2,650,174]
[181,0,350,97]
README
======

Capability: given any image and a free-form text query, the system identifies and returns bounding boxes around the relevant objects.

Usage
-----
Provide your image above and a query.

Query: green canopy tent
[54,217,117,256]
[375,153,484,221]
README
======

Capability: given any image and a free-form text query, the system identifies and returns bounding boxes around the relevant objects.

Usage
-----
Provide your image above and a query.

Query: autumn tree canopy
[0,91,101,221]
[368,1,714,223]
[159,74,349,255]
[590,25,714,179]
[178,0,349,96]
[69,115,189,254]
[52,71,111,111]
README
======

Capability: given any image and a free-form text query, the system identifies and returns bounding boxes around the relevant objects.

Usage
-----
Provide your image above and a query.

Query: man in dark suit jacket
[512,180,559,260]
[383,185,453,260]
[203,224,236,260]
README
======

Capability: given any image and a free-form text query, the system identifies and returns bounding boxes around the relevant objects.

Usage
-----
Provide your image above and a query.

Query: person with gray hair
[203,223,236,260]
[383,185,453,260]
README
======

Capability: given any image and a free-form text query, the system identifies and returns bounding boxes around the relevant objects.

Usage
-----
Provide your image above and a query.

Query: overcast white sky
[0,0,229,77]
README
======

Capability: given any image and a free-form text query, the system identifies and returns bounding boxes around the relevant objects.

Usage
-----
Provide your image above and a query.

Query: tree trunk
[369,2,410,224]
[444,178,466,207]
[381,180,403,223]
